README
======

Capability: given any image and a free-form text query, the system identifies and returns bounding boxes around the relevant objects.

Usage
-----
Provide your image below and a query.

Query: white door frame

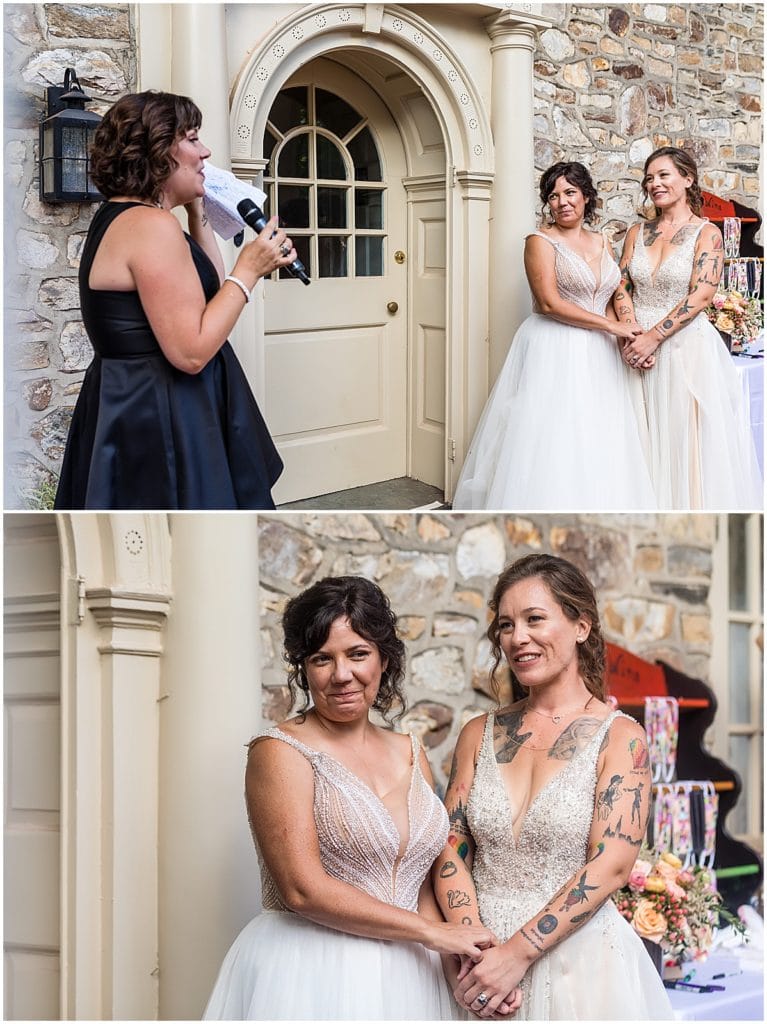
[229,4,495,498]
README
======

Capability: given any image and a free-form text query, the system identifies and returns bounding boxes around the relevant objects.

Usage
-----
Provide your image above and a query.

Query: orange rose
[633,898,668,943]
[660,852,683,870]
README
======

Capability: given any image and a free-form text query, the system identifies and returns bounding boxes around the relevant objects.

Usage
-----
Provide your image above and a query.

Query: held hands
[424,920,498,959]
[455,944,527,1018]
[621,329,660,370]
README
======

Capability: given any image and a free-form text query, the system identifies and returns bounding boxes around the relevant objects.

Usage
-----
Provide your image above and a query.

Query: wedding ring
[477,993,489,1007]
[279,243,290,258]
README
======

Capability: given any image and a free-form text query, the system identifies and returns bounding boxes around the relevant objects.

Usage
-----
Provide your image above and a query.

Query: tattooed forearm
[558,871,598,912]
[537,913,558,935]
[446,889,472,909]
[439,860,458,879]
[448,800,471,840]
[571,908,595,926]
[520,926,545,954]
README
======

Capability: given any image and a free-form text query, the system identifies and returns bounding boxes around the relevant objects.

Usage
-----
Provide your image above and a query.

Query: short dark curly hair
[282,576,407,723]
[539,161,599,225]
[487,554,606,702]
[642,146,703,216]
[90,90,202,205]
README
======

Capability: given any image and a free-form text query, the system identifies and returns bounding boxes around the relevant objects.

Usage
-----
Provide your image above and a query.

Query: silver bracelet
[224,274,251,303]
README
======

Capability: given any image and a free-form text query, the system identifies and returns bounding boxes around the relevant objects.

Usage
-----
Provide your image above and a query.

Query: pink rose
[633,858,653,877]
[677,871,694,887]
[629,870,648,892]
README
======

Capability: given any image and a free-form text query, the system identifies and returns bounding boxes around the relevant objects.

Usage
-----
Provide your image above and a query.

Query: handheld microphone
[236,198,310,285]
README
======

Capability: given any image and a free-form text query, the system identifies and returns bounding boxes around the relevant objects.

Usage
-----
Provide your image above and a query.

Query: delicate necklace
[661,211,694,231]
[525,693,595,725]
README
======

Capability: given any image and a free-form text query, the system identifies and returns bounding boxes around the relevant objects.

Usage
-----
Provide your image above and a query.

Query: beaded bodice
[467,710,626,940]
[529,231,620,316]
[255,728,448,913]
[629,222,705,331]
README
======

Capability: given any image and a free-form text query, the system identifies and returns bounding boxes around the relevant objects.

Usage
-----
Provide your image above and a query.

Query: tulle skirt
[638,313,763,509]
[452,314,656,510]
[203,910,462,1020]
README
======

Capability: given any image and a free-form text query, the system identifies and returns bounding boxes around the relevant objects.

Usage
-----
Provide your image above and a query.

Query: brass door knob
[387,301,399,314]
[394,250,406,264]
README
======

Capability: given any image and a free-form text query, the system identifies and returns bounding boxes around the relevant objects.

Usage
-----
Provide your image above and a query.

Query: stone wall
[3,3,763,505]
[257,512,717,786]
[3,3,134,506]
[533,3,763,239]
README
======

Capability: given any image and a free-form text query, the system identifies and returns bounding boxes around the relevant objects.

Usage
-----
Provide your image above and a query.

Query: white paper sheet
[202,162,267,240]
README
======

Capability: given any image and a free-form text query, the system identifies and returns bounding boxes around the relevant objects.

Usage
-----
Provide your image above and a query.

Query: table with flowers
[613,850,762,1020]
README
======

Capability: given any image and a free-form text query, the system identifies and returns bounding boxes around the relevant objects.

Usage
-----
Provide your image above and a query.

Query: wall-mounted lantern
[39,68,102,203]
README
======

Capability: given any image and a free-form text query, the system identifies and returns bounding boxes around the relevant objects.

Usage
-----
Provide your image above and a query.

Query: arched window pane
[355,188,383,229]
[316,88,361,138]
[318,187,347,229]
[278,134,309,179]
[263,128,277,176]
[356,237,383,277]
[278,184,311,229]
[317,135,346,180]
[319,237,348,278]
[348,127,381,181]
[270,87,308,133]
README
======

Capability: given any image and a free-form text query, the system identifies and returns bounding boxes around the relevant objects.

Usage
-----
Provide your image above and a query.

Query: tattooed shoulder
[548,716,603,761]
[494,708,532,764]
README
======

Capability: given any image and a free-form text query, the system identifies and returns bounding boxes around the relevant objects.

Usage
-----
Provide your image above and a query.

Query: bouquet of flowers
[613,848,746,964]
[706,290,763,352]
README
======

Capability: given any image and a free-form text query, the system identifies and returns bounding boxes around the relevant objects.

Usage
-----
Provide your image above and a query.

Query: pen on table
[663,980,726,993]
[712,970,742,979]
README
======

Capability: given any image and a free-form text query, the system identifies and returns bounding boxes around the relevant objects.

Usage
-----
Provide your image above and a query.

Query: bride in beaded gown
[204,576,497,1021]
[434,555,672,1021]
[453,162,655,511]
[619,148,763,509]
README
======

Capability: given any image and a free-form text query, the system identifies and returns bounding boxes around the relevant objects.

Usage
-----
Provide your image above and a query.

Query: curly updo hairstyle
[642,146,703,217]
[89,90,202,205]
[282,576,407,723]
[487,553,606,702]
[539,161,599,225]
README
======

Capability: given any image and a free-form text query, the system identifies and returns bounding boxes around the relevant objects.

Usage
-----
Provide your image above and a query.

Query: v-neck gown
[452,231,656,510]
[203,729,461,1020]
[467,712,671,1020]
[630,223,762,509]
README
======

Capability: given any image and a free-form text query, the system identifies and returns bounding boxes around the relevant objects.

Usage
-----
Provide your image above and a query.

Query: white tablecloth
[668,952,764,1020]
[732,354,764,476]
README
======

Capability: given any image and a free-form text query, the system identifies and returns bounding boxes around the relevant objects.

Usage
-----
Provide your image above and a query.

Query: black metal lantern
[39,68,102,203]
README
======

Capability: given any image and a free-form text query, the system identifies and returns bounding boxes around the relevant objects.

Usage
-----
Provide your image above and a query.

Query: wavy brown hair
[539,161,599,225]
[487,554,606,702]
[642,145,703,217]
[282,576,407,723]
[90,91,202,204]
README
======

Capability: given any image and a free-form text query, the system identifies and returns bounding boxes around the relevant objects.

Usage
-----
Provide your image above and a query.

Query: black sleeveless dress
[54,202,283,509]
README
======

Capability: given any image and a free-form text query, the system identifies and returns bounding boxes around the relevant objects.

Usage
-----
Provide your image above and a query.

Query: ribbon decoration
[644,696,679,783]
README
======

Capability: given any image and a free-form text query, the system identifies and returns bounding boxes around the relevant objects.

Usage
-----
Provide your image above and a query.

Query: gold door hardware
[394,250,406,264]
[387,301,399,314]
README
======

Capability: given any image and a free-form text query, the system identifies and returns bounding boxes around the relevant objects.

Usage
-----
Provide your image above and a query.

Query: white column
[158,513,262,1021]
[485,19,541,383]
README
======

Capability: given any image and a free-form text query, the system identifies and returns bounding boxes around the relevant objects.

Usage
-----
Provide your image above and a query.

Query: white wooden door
[263,62,409,503]
[3,515,61,1021]
[408,191,447,488]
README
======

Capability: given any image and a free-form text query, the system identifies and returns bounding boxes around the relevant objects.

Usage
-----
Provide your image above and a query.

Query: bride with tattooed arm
[614,145,762,509]
[433,555,671,1020]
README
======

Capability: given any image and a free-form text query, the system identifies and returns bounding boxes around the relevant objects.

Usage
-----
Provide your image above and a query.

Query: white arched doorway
[229,4,495,503]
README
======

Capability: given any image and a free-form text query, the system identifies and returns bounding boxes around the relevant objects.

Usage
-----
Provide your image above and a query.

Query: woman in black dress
[55,91,292,509]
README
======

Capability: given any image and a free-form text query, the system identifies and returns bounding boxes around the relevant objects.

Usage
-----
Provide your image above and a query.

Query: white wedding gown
[203,729,461,1020]
[629,223,763,509]
[468,711,672,1020]
[452,232,656,510]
